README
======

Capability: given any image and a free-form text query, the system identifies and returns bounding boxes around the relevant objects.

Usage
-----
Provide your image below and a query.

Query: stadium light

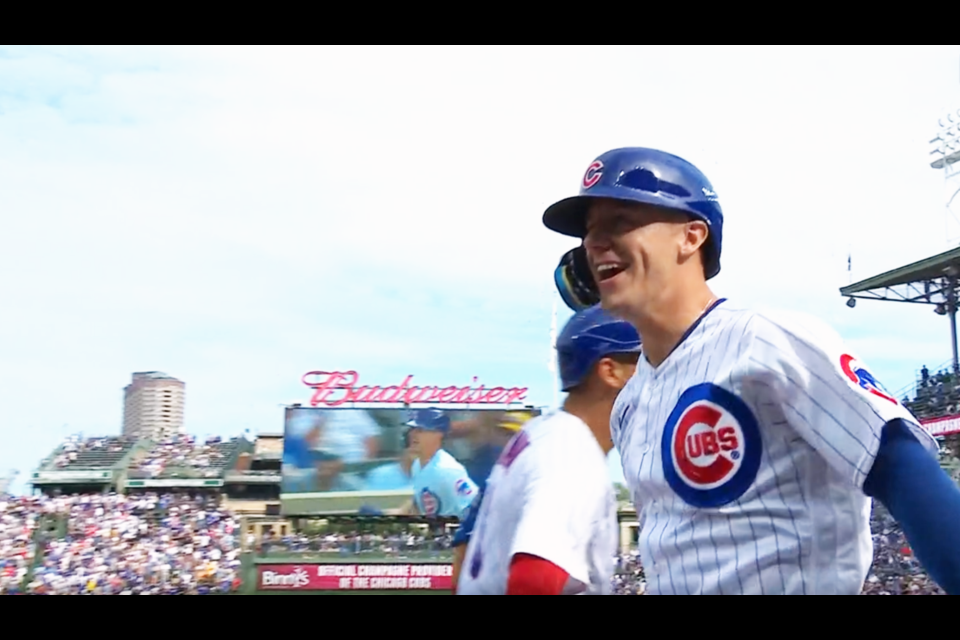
[931,110,960,169]
[846,297,856,308]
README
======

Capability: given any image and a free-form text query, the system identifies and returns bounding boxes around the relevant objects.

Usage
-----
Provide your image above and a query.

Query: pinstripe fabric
[612,301,937,595]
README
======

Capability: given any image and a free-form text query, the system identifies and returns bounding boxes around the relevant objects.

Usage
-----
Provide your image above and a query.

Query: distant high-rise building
[122,372,185,441]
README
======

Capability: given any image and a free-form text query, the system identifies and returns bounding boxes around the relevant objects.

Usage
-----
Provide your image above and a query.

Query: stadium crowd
[0,496,41,595]
[613,551,645,594]
[863,503,944,595]
[257,527,453,558]
[133,435,229,478]
[2,492,242,595]
[0,491,950,594]
[49,436,131,469]
[904,364,960,420]
[8,380,960,597]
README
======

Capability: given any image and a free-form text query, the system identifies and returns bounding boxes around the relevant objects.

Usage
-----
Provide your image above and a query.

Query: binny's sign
[257,563,453,591]
[260,566,311,588]
[301,371,528,407]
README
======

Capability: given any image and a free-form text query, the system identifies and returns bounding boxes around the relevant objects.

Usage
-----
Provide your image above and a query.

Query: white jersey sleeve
[748,309,938,489]
[509,446,606,588]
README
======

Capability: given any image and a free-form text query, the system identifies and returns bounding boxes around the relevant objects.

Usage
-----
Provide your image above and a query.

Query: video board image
[281,407,539,496]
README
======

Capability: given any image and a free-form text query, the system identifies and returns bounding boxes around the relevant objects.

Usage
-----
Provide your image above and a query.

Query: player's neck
[630,279,716,369]
[562,396,614,455]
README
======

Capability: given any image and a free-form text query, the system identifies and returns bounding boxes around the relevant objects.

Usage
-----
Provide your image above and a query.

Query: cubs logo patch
[840,354,897,405]
[455,479,473,497]
[582,160,603,189]
[661,383,761,509]
[419,488,439,516]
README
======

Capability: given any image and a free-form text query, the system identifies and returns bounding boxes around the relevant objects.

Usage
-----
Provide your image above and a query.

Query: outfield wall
[246,555,453,595]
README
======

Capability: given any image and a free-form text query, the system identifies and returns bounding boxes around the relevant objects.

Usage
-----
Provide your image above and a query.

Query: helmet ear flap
[555,246,599,311]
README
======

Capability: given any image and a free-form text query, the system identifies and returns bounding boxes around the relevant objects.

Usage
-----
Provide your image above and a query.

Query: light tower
[0,470,18,495]
[930,108,960,246]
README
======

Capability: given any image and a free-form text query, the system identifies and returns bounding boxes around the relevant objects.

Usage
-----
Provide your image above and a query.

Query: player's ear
[594,357,618,390]
[596,356,634,389]
[680,219,709,259]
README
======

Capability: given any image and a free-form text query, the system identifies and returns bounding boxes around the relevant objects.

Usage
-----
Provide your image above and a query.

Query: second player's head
[556,304,642,450]
[404,408,450,456]
[543,148,722,320]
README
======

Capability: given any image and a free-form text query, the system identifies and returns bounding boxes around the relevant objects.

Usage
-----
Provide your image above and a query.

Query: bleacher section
[905,364,960,420]
[223,438,282,515]
[45,436,137,470]
[127,435,248,480]
[32,436,144,490]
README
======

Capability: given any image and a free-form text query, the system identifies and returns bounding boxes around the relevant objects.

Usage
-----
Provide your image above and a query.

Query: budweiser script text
[301,371,528,406]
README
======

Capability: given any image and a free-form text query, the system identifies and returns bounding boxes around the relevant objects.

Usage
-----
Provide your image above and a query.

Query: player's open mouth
[595,263,627,282]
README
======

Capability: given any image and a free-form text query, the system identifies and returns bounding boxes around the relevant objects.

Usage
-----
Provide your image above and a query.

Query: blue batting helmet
[557,305,642,392]
[554,246,599,312]
[405,408,450,434]
[543,147,724,279]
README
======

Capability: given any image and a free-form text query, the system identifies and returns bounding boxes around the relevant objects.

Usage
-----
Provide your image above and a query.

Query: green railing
[20,513,63,592]
[127,466,226,480]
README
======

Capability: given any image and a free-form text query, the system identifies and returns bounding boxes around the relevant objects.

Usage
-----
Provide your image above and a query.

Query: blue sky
[2,45,959,493]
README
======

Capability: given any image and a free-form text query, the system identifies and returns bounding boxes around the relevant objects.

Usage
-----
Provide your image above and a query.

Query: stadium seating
[43,436,137,471]
[129,436,245,479]
[904,364,960,420]
[18,493,242,595]
[17,420,958,595]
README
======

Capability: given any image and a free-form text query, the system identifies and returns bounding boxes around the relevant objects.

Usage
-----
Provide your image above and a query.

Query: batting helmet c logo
[582,161,603,188]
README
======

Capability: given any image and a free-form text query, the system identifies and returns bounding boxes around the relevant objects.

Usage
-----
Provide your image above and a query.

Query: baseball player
[456,305,642,595]
[450,412,533,591]
[405,408,479,519]
[544,146,960,595]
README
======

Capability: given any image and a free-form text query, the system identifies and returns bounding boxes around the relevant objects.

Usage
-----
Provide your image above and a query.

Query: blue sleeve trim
[863,418,960,594]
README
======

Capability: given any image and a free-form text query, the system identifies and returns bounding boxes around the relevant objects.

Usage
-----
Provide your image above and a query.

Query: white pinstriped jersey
[457,411,618,595]
[612,299,938,595]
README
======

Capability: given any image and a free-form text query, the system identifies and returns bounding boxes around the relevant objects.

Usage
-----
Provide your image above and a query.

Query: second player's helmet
[556,304,642,392]
[405,408,450,434]
[554,246,599,312]
[543,147,724,280]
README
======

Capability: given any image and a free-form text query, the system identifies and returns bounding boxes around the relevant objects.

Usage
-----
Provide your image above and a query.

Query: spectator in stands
[51,436,131,469]
[612,550,645,595]
[25,492,241,595]
[134,435,231,479]
[0,496,40,595]
[0,487,951,594]
[260,525,453,559]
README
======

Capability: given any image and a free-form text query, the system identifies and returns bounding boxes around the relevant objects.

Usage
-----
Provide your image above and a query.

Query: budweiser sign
[302,371,528,407]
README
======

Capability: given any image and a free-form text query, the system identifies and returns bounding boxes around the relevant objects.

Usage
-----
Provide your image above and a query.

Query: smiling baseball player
[406,408,478,519]
[544,147,960,595]
[456,305,641,595]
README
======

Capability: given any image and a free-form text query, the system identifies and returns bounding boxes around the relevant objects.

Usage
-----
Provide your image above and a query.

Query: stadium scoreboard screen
[281,369,539,516]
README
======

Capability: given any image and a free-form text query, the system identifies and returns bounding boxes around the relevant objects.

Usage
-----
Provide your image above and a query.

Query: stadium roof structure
[840,245,960,373]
